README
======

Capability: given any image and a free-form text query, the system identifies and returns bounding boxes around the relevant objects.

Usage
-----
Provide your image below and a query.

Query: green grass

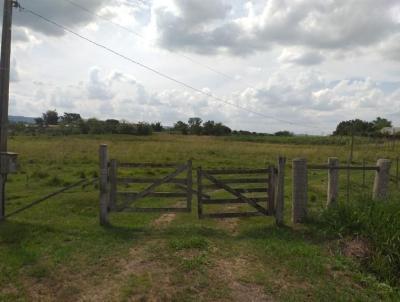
[312,197,400,286]
[0,133,399,301]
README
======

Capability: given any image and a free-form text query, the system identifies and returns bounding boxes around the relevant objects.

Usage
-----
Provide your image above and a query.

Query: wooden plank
[202,197,268,205]
[275,157,286,226]
[197,168,203,218]
[204,168,270,175]
[118,162,180,168]
[308,164,379,171]
[175,183,211,200]
[202,171,268,215]
[122,207,190,213]
[268,166,276,215]
[235,188,268,193]
[187,160,193,212]
[117,163,188,210]
[201,212,264,219]
[202,185,268,192]
[99,145,109,226]
[117,192,188,199]
[214,178,269,184]
[117,178,187,184]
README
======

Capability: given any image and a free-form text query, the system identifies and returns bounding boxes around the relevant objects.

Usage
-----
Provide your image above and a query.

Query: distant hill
[9,116,36,124]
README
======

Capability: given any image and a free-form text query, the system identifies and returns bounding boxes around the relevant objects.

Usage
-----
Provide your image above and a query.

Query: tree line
[333,117,394,137]
[11,110,156,136]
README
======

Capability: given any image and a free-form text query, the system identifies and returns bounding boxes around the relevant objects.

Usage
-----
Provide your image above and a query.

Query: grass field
[1,134,399,301]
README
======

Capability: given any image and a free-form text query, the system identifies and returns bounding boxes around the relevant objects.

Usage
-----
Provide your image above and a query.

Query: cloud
[10,58,20,82]
[379,33,400,61]
[152,0,400,57]
[10,65,400,133]
[13,0,108,36]
[87,67,115,101]
[278,48,324,66]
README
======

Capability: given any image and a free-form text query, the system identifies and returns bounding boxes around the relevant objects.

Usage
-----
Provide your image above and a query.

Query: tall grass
[314,198,400,286]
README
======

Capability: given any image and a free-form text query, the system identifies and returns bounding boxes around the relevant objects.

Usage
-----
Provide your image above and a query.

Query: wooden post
[292,158,308,223]
[0,0,15,223]
[99,144,109,225]
[373,159,391,200]
[275,157,286,226]
[327,157,339,207]
[187,160,193,212]
[109,159,117,211]
[267,165,276,215]
[349,134,354,163]
[396,157,399,188]
[0,174,4,221]
[197,167,203,219]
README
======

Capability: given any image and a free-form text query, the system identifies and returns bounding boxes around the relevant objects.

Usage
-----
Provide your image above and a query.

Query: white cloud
[152,0,400,57]
[6,0,400,133]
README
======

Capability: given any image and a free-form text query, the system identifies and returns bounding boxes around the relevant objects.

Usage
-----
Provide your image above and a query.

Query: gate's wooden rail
[99,145,286,226]
[197,166,280,220]
[99,145,193,225]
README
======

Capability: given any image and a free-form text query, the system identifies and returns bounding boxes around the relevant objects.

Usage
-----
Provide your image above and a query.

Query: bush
[136,122,153,136]
[315,198,400,285]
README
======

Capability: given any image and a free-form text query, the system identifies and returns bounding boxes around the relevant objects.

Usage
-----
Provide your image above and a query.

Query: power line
[19,5,321,130]
[61,0,250,84]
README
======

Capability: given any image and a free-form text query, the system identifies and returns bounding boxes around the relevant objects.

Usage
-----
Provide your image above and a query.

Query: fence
[99,145,286,226]
[291,158,392,223]
[99,145,194,225]
[197,166,275,219]
[1,177,97,220]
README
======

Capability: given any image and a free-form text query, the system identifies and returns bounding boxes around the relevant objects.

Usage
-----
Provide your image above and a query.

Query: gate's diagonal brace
[202,171,268,215]
[175,183,211,200]
[117,163,188,211]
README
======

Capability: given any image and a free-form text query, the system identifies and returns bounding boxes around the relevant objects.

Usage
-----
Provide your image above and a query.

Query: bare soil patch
[212,257,274,302]
[341,237,371,260]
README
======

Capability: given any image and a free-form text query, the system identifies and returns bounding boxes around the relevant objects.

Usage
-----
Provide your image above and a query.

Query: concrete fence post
[373,159,391,200]
[327,157,339,207]
[99,144,109,226]
[292,158,308,223]
[275,157,286,226]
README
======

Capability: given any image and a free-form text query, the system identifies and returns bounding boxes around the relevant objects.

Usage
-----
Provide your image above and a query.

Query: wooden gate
[197,167,277,219]
[109,159,193,213]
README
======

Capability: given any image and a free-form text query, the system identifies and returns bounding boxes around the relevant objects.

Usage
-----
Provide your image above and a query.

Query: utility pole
[0,0,18,220]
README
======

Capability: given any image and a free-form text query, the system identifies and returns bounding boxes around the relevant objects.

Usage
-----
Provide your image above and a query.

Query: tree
[61,113,82,124]
[151,122,163,132]
[372,117,392,131]
[173,121,189,135]
[136,122,153,136]
[42,110,59,126]
[117,121,136,135]
[202,120,231,136]
[105,119,120,133]
[34,117,44,127]
[188,117,202,135]
[86,118,106,134]
[333,119,374,136]
[274,131,294,137]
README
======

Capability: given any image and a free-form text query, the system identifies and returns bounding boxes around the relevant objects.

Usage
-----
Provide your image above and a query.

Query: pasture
[1,134,399,301]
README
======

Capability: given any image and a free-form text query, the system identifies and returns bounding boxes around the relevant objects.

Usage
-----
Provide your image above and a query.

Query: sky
[5,0,400,134]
